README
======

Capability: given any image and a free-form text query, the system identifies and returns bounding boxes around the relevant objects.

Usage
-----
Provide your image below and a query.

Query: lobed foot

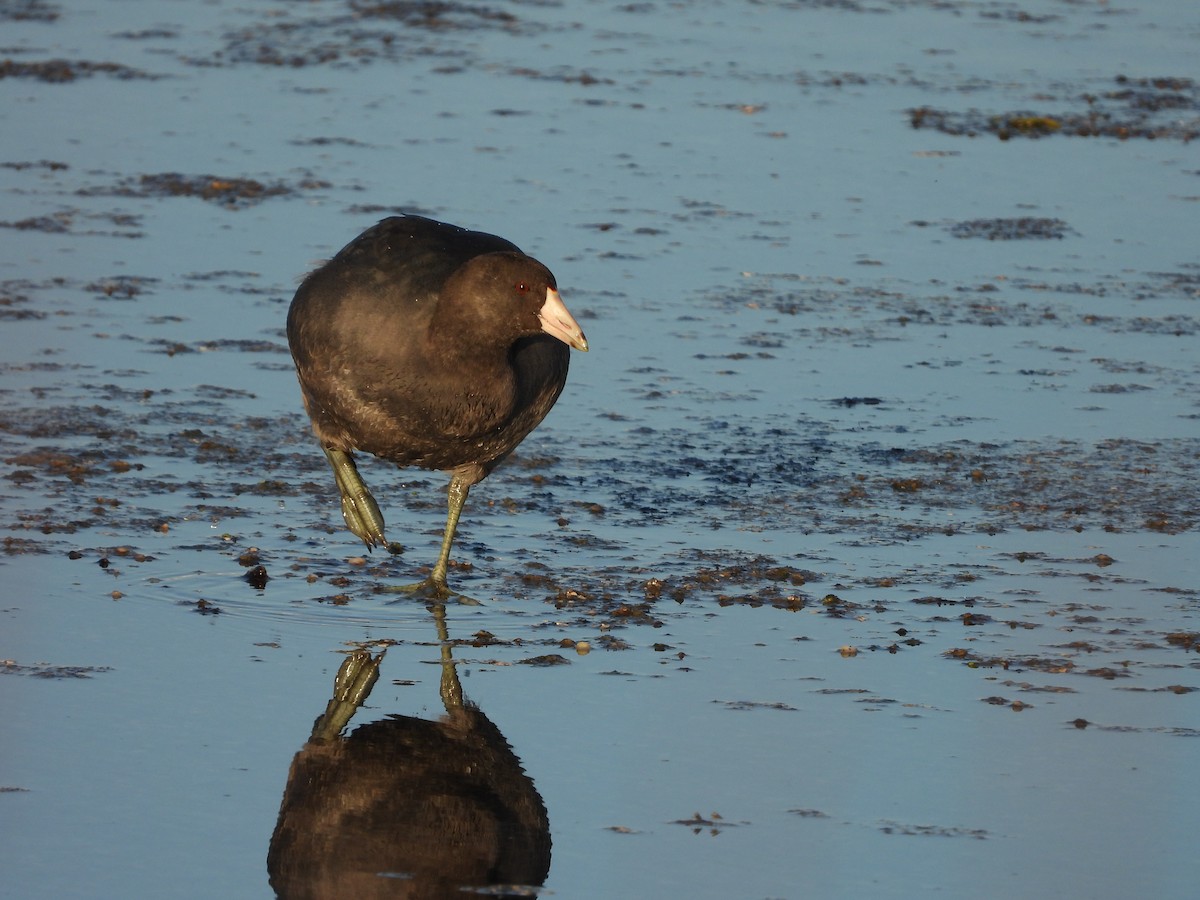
[323,447,388,550]
[382,576,481,606]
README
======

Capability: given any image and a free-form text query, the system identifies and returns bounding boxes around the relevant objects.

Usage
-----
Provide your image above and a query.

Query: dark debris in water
[1164,632,1200,652]
[1116,684,1197,695]
[187,598,223,615]
[0,209,144,238]
[0,58,157,82]
[84,275,157,298]
[497,551,818,627]
[146,337,289,356]
[909,76,1200,141]
[517,653,571,667]
[981,695,1033,712]
[243,564,270,589]
[78,173,329,209]
[946,218,1074,241]
[194,0,541,69]
[713,269,1200,337]
[0,159,69,171]
[577,418,1200,539]
[716,699,798,712]
[878,821,989,840]
[0,0,60,22]
[944,647,1141,680]
[671,811,740,835]
[349,0,520,31]
[1067,719,1200,738]
[2,660,114,678]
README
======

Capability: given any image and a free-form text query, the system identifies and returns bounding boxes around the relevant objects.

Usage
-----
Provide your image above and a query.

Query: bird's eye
[514,281,530,294]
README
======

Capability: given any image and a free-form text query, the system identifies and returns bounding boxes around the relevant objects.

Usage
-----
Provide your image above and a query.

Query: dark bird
[287,215,589,598]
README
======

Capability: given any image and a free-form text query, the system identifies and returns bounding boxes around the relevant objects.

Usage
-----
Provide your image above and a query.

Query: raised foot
[323,447,389,551]
[339,493,388,550]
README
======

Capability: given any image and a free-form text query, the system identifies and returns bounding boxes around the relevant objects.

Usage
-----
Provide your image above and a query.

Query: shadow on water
[268,604,551,899]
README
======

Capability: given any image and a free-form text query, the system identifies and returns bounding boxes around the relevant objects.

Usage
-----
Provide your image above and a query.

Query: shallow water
[2,1,1198,898]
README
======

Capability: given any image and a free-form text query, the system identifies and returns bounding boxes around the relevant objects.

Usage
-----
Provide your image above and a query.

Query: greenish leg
[428,475,470,593]
[384,473,477,603]
[323,447,387,550]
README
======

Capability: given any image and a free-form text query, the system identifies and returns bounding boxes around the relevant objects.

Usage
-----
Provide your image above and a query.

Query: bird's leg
[384,473,477,603]
[429,474,470,593]
[323,447,387,550]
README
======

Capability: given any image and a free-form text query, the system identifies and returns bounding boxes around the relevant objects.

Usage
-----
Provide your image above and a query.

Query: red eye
[515,281,529,293]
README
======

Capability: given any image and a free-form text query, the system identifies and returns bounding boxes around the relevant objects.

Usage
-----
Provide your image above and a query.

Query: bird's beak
[538,288,589,352]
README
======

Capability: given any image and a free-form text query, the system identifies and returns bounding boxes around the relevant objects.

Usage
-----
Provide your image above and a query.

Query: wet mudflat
[2,0,1198,897]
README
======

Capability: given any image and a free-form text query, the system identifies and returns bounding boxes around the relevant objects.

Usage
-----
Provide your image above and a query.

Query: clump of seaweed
[909,76,1200,141]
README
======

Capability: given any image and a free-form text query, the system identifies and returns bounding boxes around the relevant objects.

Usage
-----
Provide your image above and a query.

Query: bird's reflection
[267,604,551,899]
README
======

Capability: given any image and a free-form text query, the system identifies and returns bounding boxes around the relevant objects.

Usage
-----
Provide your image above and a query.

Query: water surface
[2,1,1198,898]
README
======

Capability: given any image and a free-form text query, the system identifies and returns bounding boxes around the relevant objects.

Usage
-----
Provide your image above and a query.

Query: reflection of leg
[431,603,464,711]
[310,648,384,743]
[323,447,387,550]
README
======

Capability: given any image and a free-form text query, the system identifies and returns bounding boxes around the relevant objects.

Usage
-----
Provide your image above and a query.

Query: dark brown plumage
[287,215,588,597]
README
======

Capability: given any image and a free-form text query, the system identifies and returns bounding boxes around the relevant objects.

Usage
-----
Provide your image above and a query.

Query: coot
[287,215,589,598]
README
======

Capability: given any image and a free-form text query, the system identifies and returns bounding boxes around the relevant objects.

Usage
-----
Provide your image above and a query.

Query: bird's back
[324,215,522,295]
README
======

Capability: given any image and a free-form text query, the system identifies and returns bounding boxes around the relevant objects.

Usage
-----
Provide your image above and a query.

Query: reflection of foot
[333,649,383,706]
[311,649,385,742]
